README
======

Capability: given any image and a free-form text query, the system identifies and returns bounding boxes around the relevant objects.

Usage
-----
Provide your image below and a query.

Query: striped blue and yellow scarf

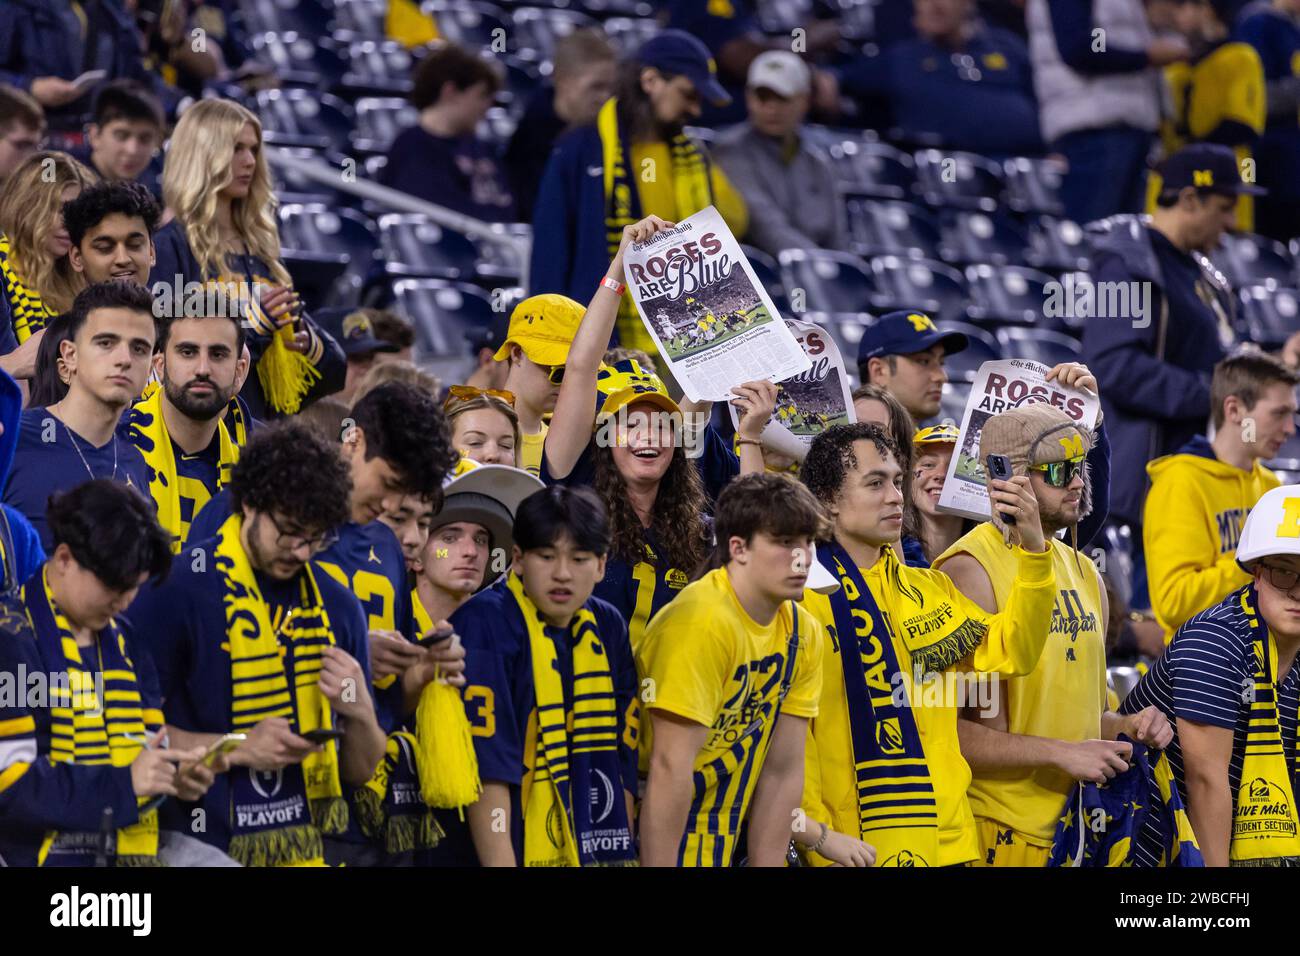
[507,573,636,866]
[821,539,940,867]
[597,97,714,347]
[25,568,163,866]
[214,512,346,866]
[0,234,57,344]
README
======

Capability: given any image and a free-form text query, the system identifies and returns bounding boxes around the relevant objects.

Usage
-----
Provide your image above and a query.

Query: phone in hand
[200,732,247,768]
[985,454,1016,526]
[300,728,345,746]
[417,625,455,649]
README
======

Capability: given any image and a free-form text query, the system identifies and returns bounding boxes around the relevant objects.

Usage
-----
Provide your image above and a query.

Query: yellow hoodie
[1143,437,1279,644]
[800,542,1055,867]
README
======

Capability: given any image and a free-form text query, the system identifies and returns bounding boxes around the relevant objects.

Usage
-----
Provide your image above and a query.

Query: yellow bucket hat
[492,293,586,366]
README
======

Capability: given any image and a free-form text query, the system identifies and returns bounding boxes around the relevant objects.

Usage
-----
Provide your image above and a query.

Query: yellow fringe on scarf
[412,591,481,811]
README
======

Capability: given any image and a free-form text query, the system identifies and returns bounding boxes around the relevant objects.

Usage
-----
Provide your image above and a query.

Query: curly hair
[802,423,901,509]
[229,421,353,532]
[350,381,458,499]
[47,479,172,591]
[592,440,710,575]
[63,180,162,248]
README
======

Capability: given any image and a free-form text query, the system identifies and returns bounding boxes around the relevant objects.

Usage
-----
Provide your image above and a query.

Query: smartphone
[301,728,345,745]
[985,453,1016,525]
[200,732,246,768]
[417,625,455,649]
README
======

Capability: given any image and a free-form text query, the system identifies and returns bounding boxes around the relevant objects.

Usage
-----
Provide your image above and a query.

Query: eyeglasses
[1260,563,1300,595]
[263,512,339,554]
[1028,456,1085,488]
[545,365,565,385]
[445,384,516,407]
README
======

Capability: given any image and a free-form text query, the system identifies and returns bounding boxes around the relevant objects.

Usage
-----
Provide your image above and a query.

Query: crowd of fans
[0,0,1296,870]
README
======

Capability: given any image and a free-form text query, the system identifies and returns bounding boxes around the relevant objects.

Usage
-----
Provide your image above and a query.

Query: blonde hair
[444,392,521,466]
[0,151,97,313]
[162,99,289,286]
[351,359,441,405]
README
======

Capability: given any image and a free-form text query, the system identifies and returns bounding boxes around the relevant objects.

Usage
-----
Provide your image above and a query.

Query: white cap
[1235,484,1300,570]
[746,50,811,98]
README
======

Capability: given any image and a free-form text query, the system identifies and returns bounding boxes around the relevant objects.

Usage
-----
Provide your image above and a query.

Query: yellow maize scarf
[214,512,345,866]
[0,234,57,344]
[507,573,636,867]
[597,97,714,348]
[354,730,445,854]
[25,569,162,866]
[237,273,322,416]
[1230,588,1300,866]
[412,590,481,811]
[124,385,240,554]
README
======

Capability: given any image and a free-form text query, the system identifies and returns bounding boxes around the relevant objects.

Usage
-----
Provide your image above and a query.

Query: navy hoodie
[0,369,45,591]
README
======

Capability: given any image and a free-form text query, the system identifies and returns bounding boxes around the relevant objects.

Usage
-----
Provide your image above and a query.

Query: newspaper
[938,359,1101,521]
[624,205,810,402]
[727,317,856,458]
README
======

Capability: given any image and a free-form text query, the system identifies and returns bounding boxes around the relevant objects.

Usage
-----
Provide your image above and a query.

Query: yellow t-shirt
[517,421,548,477]
[637,567,823,867]
[934,523,1106,845]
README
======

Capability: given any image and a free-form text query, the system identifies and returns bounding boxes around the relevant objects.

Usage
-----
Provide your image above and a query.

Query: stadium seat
[248,32,347,88]
[966,264,1055,326]
[777,249,877,314]
[994,327,1082,367]
[510,7,599,62]
[392,279,495,381]
[351,98,418,154]
[938,321,1000,384]
[754,0,816,33]
[802,312,874,374]
[1002,156,1067,217]
[602,17,661,54]
[477,107,519,146]
[868,255,971,323]
[938,211,1030,267]
[1025,216,1091,273]
[424,1,513,51]
[570,0,655,15]
[913,149,1005,212]
[1267,431,1300,473]
[282,251,349,309]
[827,140,916,202]
[473,224,530,283]
[339,40,418,97]
[378,214,480,280]
[1213,232,1299,288]
[939,380,973,424]
[279,204,379,298]
[740,245,789,313]
[1101,523,1135,609]
[1238,285,1300,348]
[328,0,387,38]
[255,89,356,150]
[845,199,941,259]
[242,0,334,37]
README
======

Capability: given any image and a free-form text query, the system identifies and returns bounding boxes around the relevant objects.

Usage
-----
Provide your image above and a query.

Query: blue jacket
[0,370,45,594]
[529,125,614,306]
[0,0,153,130]
[1081,217,1232,528]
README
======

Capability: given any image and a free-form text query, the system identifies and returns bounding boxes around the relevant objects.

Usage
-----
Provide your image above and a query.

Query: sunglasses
[1028,455,1085,488]
[445,384,516,407]
[1260,563,1300,595]
[545,365,565,385]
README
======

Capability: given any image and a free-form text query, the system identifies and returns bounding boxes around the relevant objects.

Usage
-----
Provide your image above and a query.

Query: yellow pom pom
[415,680,481,811]
[256,327,320,415]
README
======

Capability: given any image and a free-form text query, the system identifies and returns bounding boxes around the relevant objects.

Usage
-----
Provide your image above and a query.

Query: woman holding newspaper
[542,214,777,661]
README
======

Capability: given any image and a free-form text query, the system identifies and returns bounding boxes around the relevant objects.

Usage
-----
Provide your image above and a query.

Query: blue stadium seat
[392,279,495,380]
[778,249,877,314]
[473,224,529,283]
[510,7,599,62]
[868,255,971,323]
[1238,285,1299,348]
[279,204,379,295]
[828,140,916,202]
[913,149,1006,212]
[1101,523,1135,607]
[1266,431,1300,474]
[845,199,941,259]
[754,0,815,34]
[378,214,480,280]
[1003,156,1067,217]
[282,251,349,309]
[255,89,356,150]
[425,1,513,51]
[939,380,972,425]
[242,0,334,37]
[248,32,347,88]
[1026,216,1091,273]
[603,17,661,54]
[995,327,1082,367]
[339,40,418,97]
[1213,232,1299,289]
[741,245,789,313]
[803,312,875,372]
[476,107,519,146]
[329,0,387,38]
[938,211,1030,267]
[351,98,418,155]
[966,264,1055,326]
[939,321,1000,384]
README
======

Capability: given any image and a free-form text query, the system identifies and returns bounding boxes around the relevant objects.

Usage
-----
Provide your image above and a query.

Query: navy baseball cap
[635,30,731,107]
[1158,143,1265,198]
[857,311,968,364]
[318,307,401,359]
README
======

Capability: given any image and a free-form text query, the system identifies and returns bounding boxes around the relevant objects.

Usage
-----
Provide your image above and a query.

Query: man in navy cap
[318,307,402,405]
[529,29,751,353]
[858,310,968,424]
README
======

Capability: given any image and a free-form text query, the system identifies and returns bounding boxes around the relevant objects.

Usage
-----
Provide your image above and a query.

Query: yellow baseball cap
[492,293,586,366]
[913,422,960,446]
[596,359,680,418]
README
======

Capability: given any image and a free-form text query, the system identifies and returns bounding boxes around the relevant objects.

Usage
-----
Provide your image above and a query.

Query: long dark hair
[29,312,75,408]
[592,439,709,575]
[614,59,665,142]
